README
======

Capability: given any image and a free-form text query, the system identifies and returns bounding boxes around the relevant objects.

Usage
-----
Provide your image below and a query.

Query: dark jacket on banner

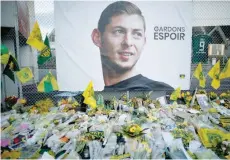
[103,74,174,91]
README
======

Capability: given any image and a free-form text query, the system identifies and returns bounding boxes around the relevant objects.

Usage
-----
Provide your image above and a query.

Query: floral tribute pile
[1,90,230,159]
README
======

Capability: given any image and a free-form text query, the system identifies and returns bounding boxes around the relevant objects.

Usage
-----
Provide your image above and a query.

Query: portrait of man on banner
[91,1,173,91]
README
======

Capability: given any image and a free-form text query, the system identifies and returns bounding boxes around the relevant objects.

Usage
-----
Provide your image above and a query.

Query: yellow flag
[83,81,94,98]
[208,60,220,89]
[170,87,181,101]
[16,67,34,83]
[84,97,97,109]
[208,60,220,79]
[37,72,59,92]
[0,54,10,64]
[82,81,96,109]
[220,59,230,79]
[211,78,220,90]
[26,21,46,51]
[193,62,206,88]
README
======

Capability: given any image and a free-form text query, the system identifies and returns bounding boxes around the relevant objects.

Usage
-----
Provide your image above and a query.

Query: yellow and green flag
[37,72,59,92]
[37,35,52,65]
[3,55,20,82]
[16,67,33,83]
[26,21,46,51]
[193,62,206,88]
[208,60,220,89]
[220,58,230,79]
[82,81,96,109]
[170,87,181,101]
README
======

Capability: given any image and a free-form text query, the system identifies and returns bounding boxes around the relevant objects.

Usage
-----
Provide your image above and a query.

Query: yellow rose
[133,124,142,132]
[187,96,192,101]
[186,91,190,96]
[129,126,136,133]
[181,92,185,98]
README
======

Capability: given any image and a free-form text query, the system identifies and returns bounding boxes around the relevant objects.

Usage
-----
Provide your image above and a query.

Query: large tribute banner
[54,1,192,91]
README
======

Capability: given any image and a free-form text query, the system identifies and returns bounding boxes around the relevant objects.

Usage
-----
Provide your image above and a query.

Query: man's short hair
[98,1,146,34]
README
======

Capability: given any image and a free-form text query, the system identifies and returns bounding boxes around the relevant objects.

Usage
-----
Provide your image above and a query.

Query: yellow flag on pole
[82,81,96,109]
[26,21,46,51]
[83,81,94,98]
[170,87,181,101]
[193,62,206,88]
[220,59,230,79]
[208,60,220,89]
[16,67,33,83]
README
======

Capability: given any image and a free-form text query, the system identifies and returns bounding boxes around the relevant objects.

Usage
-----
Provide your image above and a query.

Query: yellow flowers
[129,124,142,133]
[197,89,207,94]
[29,98,54,114]
[192,105,201,111]
[181,91,193,105]
[18,98,27,104]
[172,128,194,147]
[208,92,218,100]
[1,150,21,159]
[220,91,230,99]
[129,127,136,133]
[83,131,104,141]
[220,93,227,99]
[123,124,145,138]
[176,122,188,129]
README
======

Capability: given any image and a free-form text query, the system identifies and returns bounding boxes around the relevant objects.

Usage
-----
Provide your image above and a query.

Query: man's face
[100,14,146,72]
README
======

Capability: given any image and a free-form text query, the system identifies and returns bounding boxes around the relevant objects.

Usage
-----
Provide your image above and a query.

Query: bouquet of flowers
[217,91,230,109]
[219,91,230,100]
[171,128,194,147]
[58,97,80,111]
[12,98,27,113]
[181,91,192,106]
[208,92,218,101]
[196,89,207,95]
[4,96,18,109]
[123,124,147,138]
[29,98,54,114]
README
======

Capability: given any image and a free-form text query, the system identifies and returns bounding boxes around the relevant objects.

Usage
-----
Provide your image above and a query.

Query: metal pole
[14,1,23,98]
[2,65,7,110]
[208,26,218,36]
